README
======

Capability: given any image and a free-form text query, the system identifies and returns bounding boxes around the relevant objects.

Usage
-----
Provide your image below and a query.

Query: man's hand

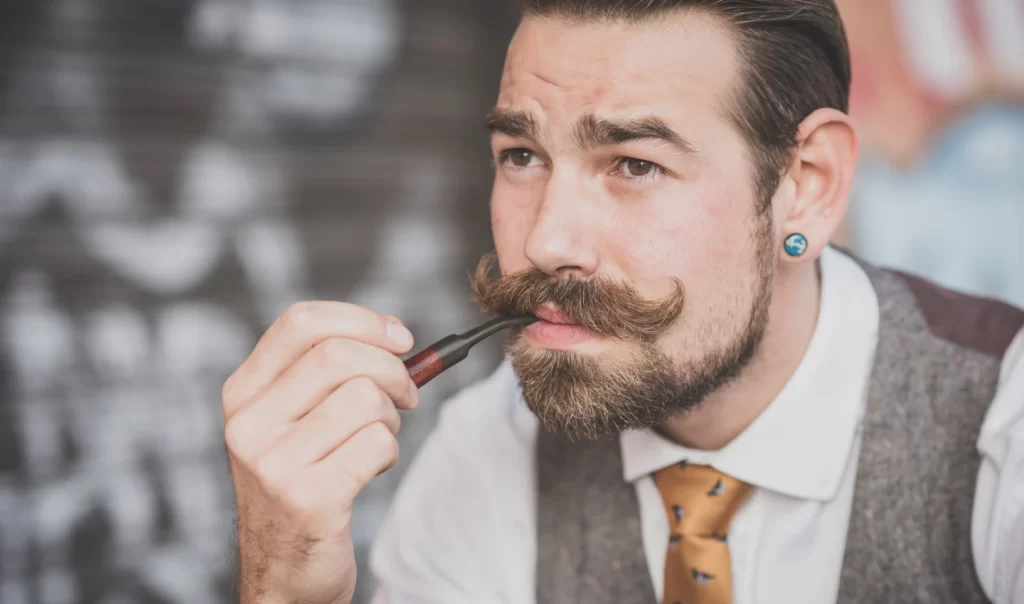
[222,302,418,604]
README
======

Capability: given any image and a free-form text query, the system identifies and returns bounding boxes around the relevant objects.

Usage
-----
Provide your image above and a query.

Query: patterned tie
[653,462,754,604]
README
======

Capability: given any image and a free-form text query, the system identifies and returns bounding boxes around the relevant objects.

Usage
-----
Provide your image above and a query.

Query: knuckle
[316,393,347,428]
[223,416,249,457]
[362,383,391,420]
[282,301,316,332]
[316,338,352,368]
[335,380,388,427]
[346,376,379,402]
[365,422,399,460]
[220,373,238,407]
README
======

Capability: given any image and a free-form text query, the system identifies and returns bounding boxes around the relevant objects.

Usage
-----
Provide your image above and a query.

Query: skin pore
[483,10,857,449]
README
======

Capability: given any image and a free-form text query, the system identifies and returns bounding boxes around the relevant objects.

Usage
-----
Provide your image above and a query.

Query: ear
[772,108,858,263]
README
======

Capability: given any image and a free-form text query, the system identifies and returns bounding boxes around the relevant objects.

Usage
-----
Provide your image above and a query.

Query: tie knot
[653,462,753,539]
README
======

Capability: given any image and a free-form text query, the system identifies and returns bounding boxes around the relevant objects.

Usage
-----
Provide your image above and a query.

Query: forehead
[498,12,740,129]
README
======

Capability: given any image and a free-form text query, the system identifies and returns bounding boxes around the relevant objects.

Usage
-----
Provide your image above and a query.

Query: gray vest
[536,263,1024,604]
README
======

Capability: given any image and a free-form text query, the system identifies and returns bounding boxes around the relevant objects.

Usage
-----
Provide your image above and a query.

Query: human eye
[497,148,543,169]
[611,157,664,182]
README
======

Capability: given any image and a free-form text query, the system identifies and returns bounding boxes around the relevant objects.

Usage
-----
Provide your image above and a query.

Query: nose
[524,168,599,279]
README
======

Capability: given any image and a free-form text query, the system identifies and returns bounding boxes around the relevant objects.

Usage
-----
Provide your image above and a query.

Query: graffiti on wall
[0,1,511,602]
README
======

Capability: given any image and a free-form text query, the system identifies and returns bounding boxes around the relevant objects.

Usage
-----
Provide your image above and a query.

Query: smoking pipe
[404,315,537,388]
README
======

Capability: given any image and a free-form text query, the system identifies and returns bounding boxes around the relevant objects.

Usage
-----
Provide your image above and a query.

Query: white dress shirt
[370,247,1024,603]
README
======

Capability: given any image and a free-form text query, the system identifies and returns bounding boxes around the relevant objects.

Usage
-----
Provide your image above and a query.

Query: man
[221,1,1024,602]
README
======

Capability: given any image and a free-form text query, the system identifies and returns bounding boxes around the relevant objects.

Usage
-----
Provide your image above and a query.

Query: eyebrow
[573,113,698,156]
[486,108,697,157]
[485,108,540,143]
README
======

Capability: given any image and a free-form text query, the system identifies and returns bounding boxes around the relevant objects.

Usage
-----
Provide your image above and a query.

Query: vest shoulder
[886,268,1024,359]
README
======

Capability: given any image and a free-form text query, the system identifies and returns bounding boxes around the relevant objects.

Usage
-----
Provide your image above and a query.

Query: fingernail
[408,381,420,408]
[386,318,414,348]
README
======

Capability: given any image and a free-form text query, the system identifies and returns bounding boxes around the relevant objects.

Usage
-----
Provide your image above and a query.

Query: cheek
[490,182,537,273]
[617,182,753,290]
[693,188,754,273]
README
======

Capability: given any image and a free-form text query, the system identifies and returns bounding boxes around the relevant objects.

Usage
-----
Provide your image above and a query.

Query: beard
[473,215,775,440]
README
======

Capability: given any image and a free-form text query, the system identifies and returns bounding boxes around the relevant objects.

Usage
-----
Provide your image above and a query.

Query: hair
[517,0,851,211]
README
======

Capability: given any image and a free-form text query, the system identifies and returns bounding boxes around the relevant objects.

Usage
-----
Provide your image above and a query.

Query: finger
[310,421,399,504]
[262,378,401,469]
[223,302,414,417]
[225,338,415,459]
[277,338,417,416]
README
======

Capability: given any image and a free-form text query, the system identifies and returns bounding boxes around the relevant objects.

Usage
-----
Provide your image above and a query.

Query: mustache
[471,252,684,342]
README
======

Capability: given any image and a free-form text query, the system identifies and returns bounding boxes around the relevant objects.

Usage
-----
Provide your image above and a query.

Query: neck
[657,259,822,450]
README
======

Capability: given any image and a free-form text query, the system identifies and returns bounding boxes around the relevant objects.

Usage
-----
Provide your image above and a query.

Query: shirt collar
[620,247,880,501]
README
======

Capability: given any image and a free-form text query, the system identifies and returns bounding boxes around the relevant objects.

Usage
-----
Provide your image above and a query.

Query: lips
[525,304,599,349]
[533,304,579,326]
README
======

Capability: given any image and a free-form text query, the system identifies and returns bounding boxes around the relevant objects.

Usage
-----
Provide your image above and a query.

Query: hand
[222,302,418,604]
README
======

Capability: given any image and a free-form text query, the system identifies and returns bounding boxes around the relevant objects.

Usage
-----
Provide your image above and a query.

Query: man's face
[480,12,777,438]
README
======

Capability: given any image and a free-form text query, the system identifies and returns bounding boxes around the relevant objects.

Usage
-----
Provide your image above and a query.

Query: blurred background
[0,0,1020,603]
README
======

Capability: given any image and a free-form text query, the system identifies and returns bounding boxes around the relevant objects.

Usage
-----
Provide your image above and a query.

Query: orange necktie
[653,462,754,604]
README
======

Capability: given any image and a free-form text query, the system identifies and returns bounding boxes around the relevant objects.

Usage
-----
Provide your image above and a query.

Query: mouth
[524,303,602,349]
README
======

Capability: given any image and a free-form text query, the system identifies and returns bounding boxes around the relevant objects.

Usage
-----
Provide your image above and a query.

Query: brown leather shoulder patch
[896,270,1024,358]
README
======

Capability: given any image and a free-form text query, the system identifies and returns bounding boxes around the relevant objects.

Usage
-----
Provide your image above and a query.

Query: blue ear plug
[784,233,808,257]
